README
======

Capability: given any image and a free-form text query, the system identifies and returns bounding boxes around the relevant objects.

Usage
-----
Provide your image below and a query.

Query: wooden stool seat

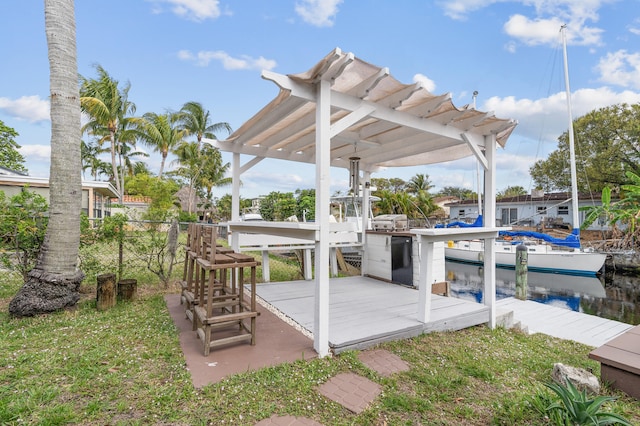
[216,246,235,254]
[226,252,256,263]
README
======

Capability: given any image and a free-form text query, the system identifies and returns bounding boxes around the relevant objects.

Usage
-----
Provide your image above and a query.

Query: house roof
[447,192,608,206]
[0,174,119,198]
[0,165,28,176]
[206,47,518,173]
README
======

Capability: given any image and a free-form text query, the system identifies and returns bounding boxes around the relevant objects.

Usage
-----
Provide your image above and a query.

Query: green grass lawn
[1,271,639,425]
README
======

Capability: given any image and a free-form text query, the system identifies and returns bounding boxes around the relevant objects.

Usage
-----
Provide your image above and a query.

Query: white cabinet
[365,233,392,281]
[364,232,446,287]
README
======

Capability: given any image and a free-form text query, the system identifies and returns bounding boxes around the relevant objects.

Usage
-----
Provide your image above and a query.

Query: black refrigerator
[391,235,413,286]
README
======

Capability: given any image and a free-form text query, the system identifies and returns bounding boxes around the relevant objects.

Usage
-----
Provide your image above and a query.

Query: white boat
[330,194,380,232]
[445,239,606,276]
[444,26,607,276]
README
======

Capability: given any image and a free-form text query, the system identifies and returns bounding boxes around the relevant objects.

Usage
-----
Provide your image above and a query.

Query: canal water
[445,260,640,325]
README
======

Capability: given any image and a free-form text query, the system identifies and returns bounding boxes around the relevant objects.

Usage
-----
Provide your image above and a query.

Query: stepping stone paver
[317,372,382,414]
[254,415,324,425]
[358,349,410,377]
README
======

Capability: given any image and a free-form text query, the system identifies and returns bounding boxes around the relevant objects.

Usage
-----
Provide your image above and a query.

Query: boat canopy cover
[498,228,581,248]
[438,215,581,248]
[435,215,483,228]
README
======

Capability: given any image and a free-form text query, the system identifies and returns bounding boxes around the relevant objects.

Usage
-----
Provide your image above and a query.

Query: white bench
[230,222,361,281]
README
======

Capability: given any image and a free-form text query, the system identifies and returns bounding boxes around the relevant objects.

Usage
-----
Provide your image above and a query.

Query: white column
[261,251,270,282]
[230,152,241,251]
[330,247,338,277]
[483,135,497,328]
[304,249,312,280]
[314,79,331,357]
[360,171,371,276]
[417,235,434,323]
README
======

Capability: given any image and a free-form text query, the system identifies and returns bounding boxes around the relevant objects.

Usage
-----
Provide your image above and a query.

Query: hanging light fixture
[349,156,360,196]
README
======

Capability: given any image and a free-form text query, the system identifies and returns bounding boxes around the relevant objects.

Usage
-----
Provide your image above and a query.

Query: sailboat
[444,25,607,276]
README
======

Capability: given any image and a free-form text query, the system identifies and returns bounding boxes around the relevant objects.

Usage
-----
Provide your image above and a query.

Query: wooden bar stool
[194,234,260,355]
[181,223,202,317]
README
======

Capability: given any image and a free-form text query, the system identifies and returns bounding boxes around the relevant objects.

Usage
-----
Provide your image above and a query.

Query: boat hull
[445,240,606,276]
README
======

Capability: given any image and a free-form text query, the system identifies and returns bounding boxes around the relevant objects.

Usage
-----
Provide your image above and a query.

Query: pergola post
[483,134,497,328]
[360,170,371,276]
[314,78,331,357]
[230,152,241,251]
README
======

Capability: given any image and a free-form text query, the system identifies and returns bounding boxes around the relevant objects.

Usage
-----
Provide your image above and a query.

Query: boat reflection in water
[446,260,606,313]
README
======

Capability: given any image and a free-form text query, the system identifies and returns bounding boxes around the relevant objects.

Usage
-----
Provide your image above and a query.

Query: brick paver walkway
[317,372,382,414]
[358,349,410,377]
[254,415,324,425]
[255,349,411,423]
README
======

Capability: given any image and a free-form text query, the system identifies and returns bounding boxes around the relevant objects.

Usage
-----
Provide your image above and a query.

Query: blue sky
[1,0,640,199]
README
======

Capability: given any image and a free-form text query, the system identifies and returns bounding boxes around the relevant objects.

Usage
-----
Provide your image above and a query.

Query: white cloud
[504,14,604,46]
[596,50,640,90]
[503,15,566,46]
[0,96,49,123]
[295,0,343,27]
[484,86,640,143]
[178,49,277,71]
[504,40,517,53]
[439,1,609,46]
[148,0,224,22]
[19,144,51,161]
[413,73,436,92]
[438,0,502,21]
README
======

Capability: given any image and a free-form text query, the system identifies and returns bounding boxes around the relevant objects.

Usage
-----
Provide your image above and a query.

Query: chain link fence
[79,220,325,287]
[2,217,359,289]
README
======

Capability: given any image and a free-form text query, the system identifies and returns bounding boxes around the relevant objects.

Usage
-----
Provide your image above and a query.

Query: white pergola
[205,48,517,357]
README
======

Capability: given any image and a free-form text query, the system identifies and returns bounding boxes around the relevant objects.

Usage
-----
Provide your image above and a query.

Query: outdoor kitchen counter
[411,227,510,323]
[365,230,414,237]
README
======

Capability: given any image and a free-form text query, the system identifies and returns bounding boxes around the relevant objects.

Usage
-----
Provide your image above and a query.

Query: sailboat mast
[561,25,581,233]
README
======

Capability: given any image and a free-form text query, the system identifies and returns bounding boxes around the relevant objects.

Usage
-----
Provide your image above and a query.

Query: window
[558,205,569,215]
[537,206,547,215]
[458,209,465,217]
[501,208,517,225]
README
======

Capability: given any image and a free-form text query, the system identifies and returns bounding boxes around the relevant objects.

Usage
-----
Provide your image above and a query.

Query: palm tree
[406,173,433,194]
[199,144,231,209]
[81,140,109,179]
[177,102,232,212]
[497,185,527,199]
[132,161,152,176]
[116,125,148,178]
[171,140,201,213]
[179,101,231,148]
[80,65,135,201]
[171,142,231,214]
[10,0,84,316]
[134,112,187,179]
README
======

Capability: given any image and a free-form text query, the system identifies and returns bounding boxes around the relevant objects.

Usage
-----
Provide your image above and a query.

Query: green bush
[0,189,48,280]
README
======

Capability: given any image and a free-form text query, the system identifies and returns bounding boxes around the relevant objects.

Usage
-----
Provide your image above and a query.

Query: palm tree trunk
[110,131,122,201]
[9,0,84,317]
[158,154,166,179]
[117,140,125,203]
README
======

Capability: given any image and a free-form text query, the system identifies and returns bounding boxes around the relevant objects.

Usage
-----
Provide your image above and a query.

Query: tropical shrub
[0,189,48,280]
[535,378,631,425]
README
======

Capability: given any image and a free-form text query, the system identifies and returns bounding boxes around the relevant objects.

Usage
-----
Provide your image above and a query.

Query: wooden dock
[253,276,490,354]
[496,297,634,347]
[252,278,634,353]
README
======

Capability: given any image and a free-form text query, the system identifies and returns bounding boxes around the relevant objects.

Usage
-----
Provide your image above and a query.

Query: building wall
[0,181,114,220]
[448,199,609,231]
